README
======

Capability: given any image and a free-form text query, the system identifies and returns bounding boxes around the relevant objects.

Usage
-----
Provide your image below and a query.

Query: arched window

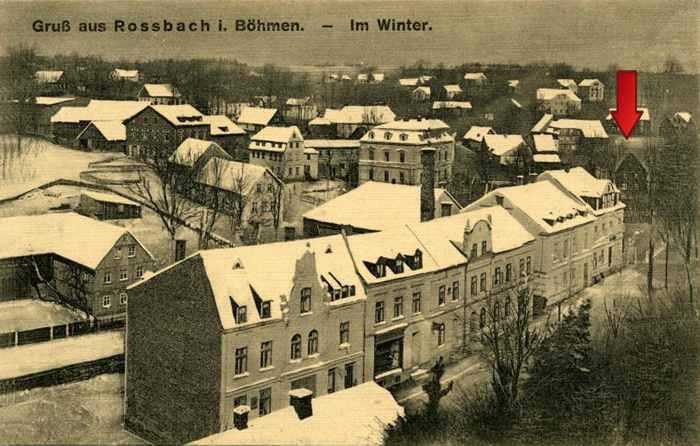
[480,307,486,328]
[494,301,501,319]
[437,323,446,346]
[504,296,512,317]
[300,287,311,313]
[308,330,319,355]
[368,131,375,139]
[291,334,302,360]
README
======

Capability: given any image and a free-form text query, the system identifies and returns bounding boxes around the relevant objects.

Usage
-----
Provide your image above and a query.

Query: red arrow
[610,70,643,139]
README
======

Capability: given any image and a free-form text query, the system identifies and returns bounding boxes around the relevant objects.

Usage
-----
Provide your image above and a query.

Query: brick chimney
[421,146,436,222]
[288,388,313,420]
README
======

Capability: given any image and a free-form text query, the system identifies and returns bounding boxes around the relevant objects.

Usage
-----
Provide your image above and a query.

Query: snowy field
[0,373,145,445]
[0,136,117,201]
[0,300,86,334]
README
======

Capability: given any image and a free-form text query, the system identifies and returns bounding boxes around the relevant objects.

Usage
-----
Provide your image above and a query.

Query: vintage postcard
[1,0,699,445]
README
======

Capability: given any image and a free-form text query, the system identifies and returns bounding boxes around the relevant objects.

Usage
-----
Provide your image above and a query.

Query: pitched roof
[197,158,275,195]
[168,138,230,167]
[147,234,365,330]
[463,126,495,142]
[511,98,522,108]
[605,108,650,122]
[202,115,246,136]
[483,134,526,156]
[112,69,138,78]
[333,105,396,125]
[464,72,487,80]
[190,382,403,446]
[81,189,139,206]
[77,121,126,141]
[0,213,152,269]
[533,133,558,153]
[467,181,596,234]
[533,153,561,163]
[557,79,576,88]
[357,73,368,81]
[237,107,278,126]
[508,80,520,87]
[536,88,581,102]
[549,119,608,138]
[531,113,554,133]
[35,97,76,106]
[250,126,302,144]
[371,73,385,82]
[149,104,205,127]
[432,101,472,110]
[413,86,431,95]
[444,85,462,93]
[579,79,603,87]
[538,167,619,199]
[140,83,177,98]
[399,78,419,86]
[675,112,692,122]
[302,182,460,232]
[50,100,148,124]
[361,119,453,145]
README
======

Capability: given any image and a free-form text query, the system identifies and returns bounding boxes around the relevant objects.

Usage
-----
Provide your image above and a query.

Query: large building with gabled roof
[248,126,318,181]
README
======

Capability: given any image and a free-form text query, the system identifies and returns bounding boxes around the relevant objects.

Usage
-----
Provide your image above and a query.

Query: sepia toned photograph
[0,0,699,445]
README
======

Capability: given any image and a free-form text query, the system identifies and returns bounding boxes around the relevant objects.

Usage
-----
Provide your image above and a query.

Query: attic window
[495,196,504,206]
[237,305,247,324]
[384,132,393,140]
[544,218,555,226]
[332,289,341,301]
[557,216,565,223]
[349,285,356,296]
[261,301,271,319]
[368,132,375,139]
[399,133,408,141]
[342,285,349,298]
[325,245,333,254]
[363,260,386,278]
[233,259,244,270]
[219,126,228,132]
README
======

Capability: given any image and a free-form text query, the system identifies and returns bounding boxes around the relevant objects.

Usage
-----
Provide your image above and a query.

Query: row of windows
[366,149,451,163]
[374,282,459,324]
[470,257,532,295]
[234,322,351,376]
[102,292,128,308]
[255,183,275,193]
[367,168,450,183]
[103,266,145,284]
[114,245,137,259]
[251,151,283,161]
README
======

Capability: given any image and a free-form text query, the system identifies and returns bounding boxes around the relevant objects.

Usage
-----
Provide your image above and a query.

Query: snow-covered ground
[0,300,86,334]
[0,136,117,201]
[0,331,123,380]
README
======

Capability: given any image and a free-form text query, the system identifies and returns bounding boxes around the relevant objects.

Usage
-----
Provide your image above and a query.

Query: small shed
[79,190,141,220]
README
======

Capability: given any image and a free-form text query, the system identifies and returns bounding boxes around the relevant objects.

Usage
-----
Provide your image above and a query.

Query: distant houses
[78,190,142,220]
[536,88,582,117]
[605,107,651,136]
[111,69,139,82]
[310,105,396,139]
[248,126,317,181]
[283,98,318,122]
[124,104,208,157]
[137,84,183,105]
[463,126,496,150]
[481,134,531,166]
[578,79,605,102]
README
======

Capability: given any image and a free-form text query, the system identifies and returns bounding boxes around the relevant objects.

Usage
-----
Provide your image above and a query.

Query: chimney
[233,405,251,430]
[288,388,313,420]
[421,146,436,222]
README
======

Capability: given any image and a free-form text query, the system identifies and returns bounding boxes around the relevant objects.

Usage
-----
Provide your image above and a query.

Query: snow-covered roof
[508,80,520,87]
[483,134,526,156]
[202,115,246,136]
[533,153,561,164]
[285,97,312,106]
[237,107,278,126]
[140,84,178,98]
[432,101,472,110]
[146,235,366,330]
[190,382,403,446]
[538,167,619,199]
[549,119,608,138]
[579,79,603,87]
[81,189,139,206]
[149,104,205,127]
[557,79,576,88]
[675,112,692,122]
[463,126,495,142]
[399,78,419,86]
[303,147,319,155]
[112,69,138,78]
[605,108,650,122]
[361,119,453,145]
[51,100,148,124]
[303,182,460,232]
[468,181,596,234]
[464,72,487,80]
[357,74,368,81]
[169,138,229,167]
[304,139,360,149]
[531,114,554,133]
[0,213,152,269]
[35,71,63,84]
[341,74,352,81]
[511,98,522,108]
[76,121,126,141]
[35,97,76,106]
[371,73,385,82]
[197,158,275,195]
[444,85,462,93]
[250,126,302,144]
[413,86,431,96]
[533,133,558,153]
[536,88,581,102]
[324,105,396,125]
[419,75,434,83]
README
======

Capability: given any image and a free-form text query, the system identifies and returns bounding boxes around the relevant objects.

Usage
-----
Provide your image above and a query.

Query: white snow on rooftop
[549,119,608,138]
[304,139,360,149]
[399,78,419,86]
[202,115,246,136]
[606,108,650,122]
[169,138,230,167]
[538,167,618,198]
[557,79,576,87]
[51,100,148,124]
[150,104,205,127]
[303,182,459,232]
[444,84,462,93]
[463,126,495,142]
[76,121,126,141]
[464,72,487,80]
[250,125,302,144]
[579,79,603,87]
[533,153,561,164]
[35,97,76,106]
[238,107,278,126]
[533,133,558,153]
[432,101,472,110]
[0,213,148,269]
[190,382,403,446]
[81,189,139,206]
[483,134,526,156]
[141,83,177,98]
[35,71,63,83]
[197,158,274,196]
[675,112,692,122]
[536,88,581,102]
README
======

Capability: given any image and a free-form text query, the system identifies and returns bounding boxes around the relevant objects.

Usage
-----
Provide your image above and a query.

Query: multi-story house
[578,79,605,102]
[547,119,608,164]
[125,235,367,444]
[124,104,209,158]
[309,105,396,139]
[481,134,531,166]
[0,213,154,320]
[557,79,578,94]
[463,178,622,308]
[358,118,455,186]
[538,167,625,278]
[605,107,651,137]
[248,126,318,181]
[536,89,582,117]
[137,84,183,105]
[463,126,496,150]
[283,98,318,122]
[201,115,247,161]
[659,112,694,138]
[305,139,360,182]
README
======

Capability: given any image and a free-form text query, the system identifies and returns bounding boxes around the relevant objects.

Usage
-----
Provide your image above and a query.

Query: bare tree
[269,178,284,231]
[227,162,258,235]
[24,256,92,317]
[194,156,228,249]
[480,280,546,410]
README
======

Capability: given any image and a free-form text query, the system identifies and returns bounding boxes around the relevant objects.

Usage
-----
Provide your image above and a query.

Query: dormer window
[384,132,392,140]
[368,132,375,139]
[332,289,341,301]
[377,263,386,277]
[414,251,423,269]
[349,285,356,296]
[399,133,408,141]
[237,305,247,324]
[342,285,349,298]
[261,301,271,319]
[394,258,404,274]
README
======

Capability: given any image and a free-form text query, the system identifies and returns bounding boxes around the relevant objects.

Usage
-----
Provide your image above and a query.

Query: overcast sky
[1,0,698,71]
